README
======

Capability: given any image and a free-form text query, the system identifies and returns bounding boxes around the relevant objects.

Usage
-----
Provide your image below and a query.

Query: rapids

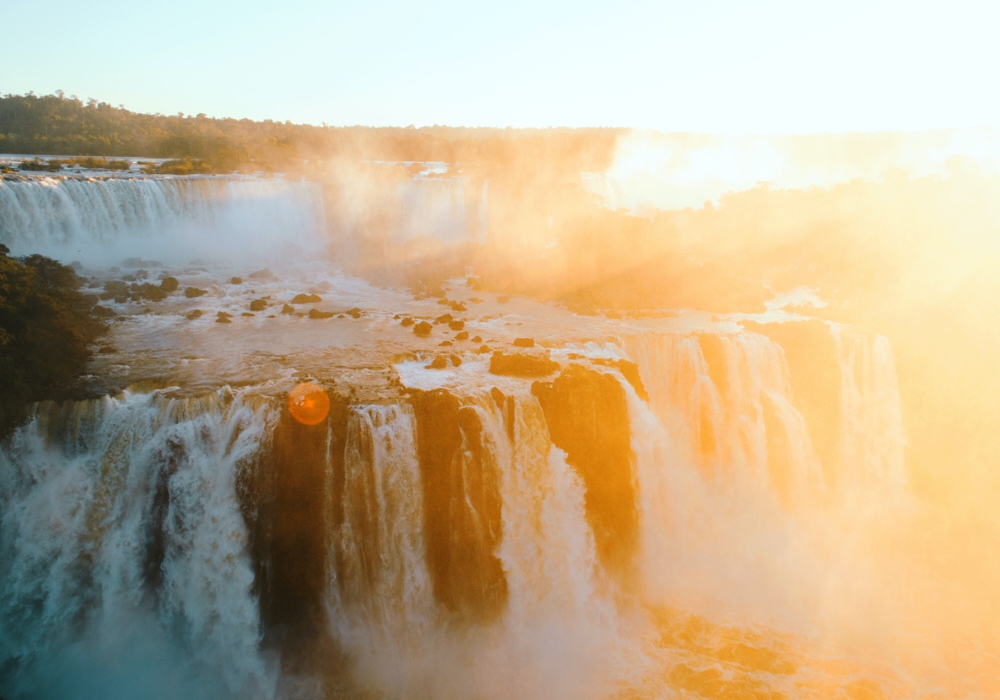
[1,172,994,699]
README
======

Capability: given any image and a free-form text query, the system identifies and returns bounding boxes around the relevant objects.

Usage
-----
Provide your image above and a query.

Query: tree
[0,245,107,438]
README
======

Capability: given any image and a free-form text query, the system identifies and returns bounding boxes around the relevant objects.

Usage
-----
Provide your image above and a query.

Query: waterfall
[326,404,436,670]
[0,176,327,266]
[0,323,922,697]
[0,389,278,700]
[831,324,907,496]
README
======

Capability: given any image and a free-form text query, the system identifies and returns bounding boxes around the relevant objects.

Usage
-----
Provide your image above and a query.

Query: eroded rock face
[249,391,350,640]
[532,364,638,574]
[409,389,507,622]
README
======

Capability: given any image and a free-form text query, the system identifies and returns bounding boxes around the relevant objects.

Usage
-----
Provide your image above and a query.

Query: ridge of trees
[0,92,621,174]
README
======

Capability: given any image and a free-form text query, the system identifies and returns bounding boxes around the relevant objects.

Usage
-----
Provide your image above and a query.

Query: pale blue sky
[2,0,998,132]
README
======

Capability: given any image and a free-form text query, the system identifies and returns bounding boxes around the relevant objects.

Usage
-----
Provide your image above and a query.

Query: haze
[4,0,1000,132]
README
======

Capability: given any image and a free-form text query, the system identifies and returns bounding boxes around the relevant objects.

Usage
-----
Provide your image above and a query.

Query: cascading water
[0,389,278,700]
[3,170,980,698]
[0,176,327,265]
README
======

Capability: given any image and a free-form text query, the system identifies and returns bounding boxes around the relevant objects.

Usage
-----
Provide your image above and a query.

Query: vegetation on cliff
[0,245,107,438]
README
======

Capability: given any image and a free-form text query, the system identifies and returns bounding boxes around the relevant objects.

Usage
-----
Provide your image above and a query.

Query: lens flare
[288,382,330,425]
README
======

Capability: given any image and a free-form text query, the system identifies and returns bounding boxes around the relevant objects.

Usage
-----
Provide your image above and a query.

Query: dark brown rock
[281,303,295,315]
[409,390,507,621]
[414,321,433,337]
[159,276,179,292]
[250,299,268,312]
[184,287,207,299]
[426,355,448,369]
[532,364,638,573]
[590,358,649,402]
[455,331,469,341]
[449,320,465,331]
[489,350,558,377]
[401,317,415,327]
[291,293,321,304]
[308,308,335,319]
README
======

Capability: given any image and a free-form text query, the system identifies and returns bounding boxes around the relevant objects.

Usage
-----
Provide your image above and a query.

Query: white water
[0,389,278,699]
[0,176,327,266]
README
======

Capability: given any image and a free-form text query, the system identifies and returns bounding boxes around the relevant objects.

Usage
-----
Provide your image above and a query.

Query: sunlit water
[1,174,996,700]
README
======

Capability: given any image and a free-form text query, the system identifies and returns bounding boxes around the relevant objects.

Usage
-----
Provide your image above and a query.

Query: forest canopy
[0,92,620,174]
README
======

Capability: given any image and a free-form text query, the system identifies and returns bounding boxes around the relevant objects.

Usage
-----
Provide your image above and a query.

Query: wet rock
[142,286,168,302]
[470,297,484,304]
[472,335,482,343]
[439,341,453,347]
[91,305,116,319]
[281,303,295,315]
[242,312,255,317]
[230,276,243,284]
[513,337,535,348]
[532,364,638,572]
[455,331,469,341]
[449,320,465,331]
[185,287,207,298]
[249,299,268,312]
[346,307,362,318]
[401,317,415,327]
[114,295,128,304]
[104,280,128,296]
[291,293,321,304]
[256,390,350,636]
[216,316,232,323]
[449,301,467,312]
[414,321,433,337]
[122,274,137,282]
[437,298,450,306]
[217,311,232,319]
[248,268,276,280]
[490,387,506,408]
[98,345,118,354]
[476,345,491,354]
[589,358,649,402]
[135,269,149,280]
[308,308,335,319]
[426,355,448,369]
[159,276,179,292]
[450,354,462,367]
[186,309,203,319]
[434,313,453,324]
[489,350,558,377]
[408,389,507,621]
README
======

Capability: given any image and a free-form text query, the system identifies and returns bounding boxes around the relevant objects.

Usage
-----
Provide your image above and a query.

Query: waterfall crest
[0,176,326,265]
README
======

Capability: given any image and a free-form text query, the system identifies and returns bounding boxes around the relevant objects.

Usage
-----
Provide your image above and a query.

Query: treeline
[0,92,621,174]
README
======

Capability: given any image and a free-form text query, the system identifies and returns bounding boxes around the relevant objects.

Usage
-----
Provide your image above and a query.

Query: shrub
[0,245,108,438]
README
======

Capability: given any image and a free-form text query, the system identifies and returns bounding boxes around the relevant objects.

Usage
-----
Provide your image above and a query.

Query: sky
[2,0,999,132]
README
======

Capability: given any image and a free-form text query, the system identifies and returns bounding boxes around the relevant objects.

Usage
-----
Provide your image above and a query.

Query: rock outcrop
[532,364,638,574]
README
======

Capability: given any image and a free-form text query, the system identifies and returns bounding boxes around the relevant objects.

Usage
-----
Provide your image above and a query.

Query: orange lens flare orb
[288,382,330,426]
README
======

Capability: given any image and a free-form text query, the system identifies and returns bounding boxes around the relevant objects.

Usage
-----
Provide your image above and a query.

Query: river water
[0,172,995,699]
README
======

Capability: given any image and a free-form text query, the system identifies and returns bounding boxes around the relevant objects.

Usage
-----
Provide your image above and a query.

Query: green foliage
[0,245,107,438]
[0,92,621,175]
